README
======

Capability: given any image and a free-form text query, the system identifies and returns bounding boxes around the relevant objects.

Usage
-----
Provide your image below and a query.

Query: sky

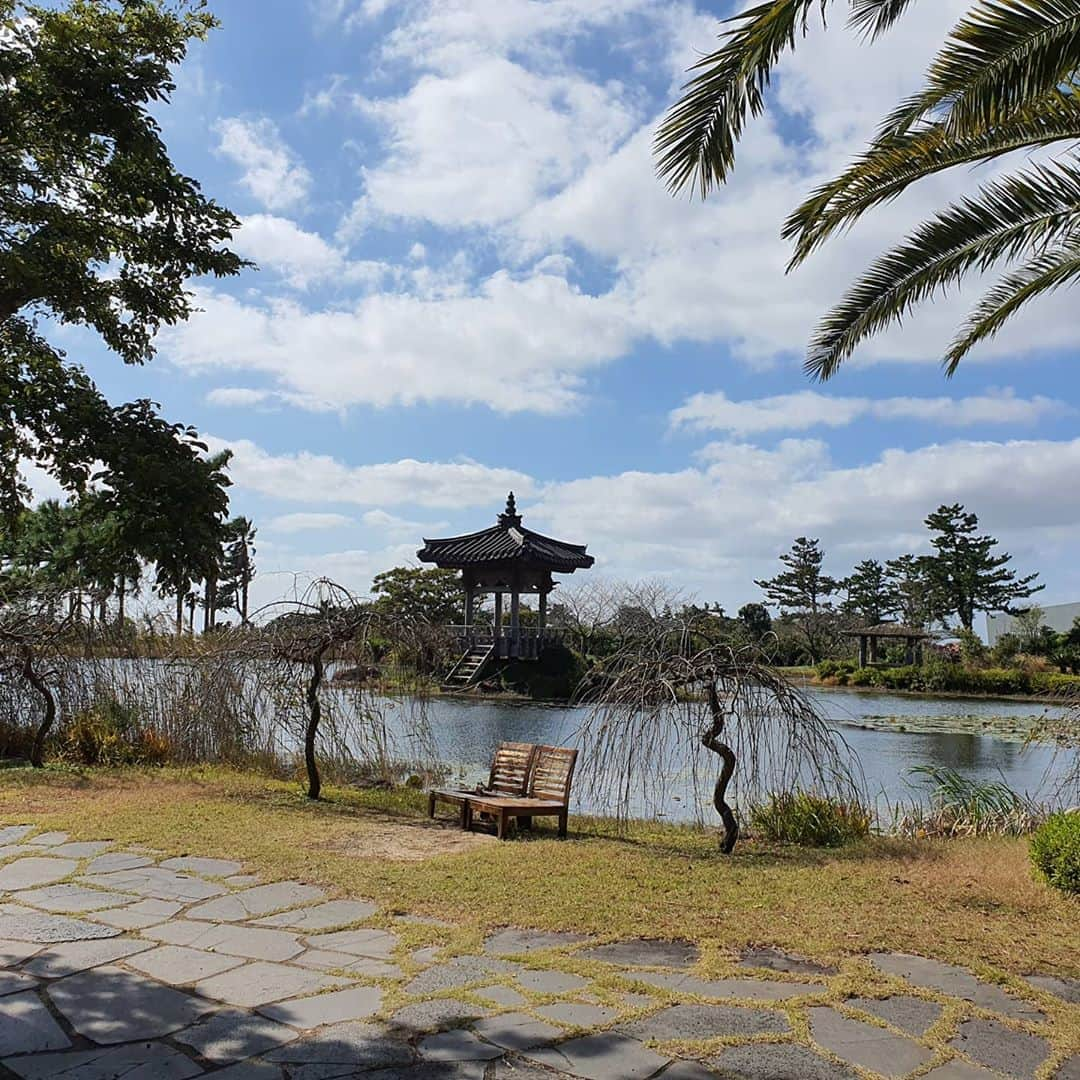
[50,0,1080,620]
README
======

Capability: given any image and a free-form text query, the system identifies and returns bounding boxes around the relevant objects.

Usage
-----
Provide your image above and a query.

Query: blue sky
[54,0,1080,617]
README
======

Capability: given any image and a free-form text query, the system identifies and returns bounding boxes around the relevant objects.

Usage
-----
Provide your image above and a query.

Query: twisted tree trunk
[23,649,56,769]
[704,679,739,854]
[304,652,325,800]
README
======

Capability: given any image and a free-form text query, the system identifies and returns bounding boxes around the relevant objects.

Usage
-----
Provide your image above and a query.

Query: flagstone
[26,832,69,847]
[389,999,491,1034]
[44,842,111,860]
[579,939,699,969]
[47,964,211,1042]
[847,995,944,1037]
[291,948,399,976]
[126,944,247,984]
[0,909,121,943]
[0,970,38,996]
[483,928,591,955]
[622,1003,790,1041]
[89,897,184,930]
[176,1007,298,1062]
[143,919,304,961]
[161,856,244,876]
[527,1032,672,1080]
[187,882,325,922]
[85,852,154,874]
[536,1001,618,1027]
[259,985,383,1028]
[0,826,34,845]
[24,936,152,978]
[653,1062,719,1080]
[0,938,43,965]
[809,1006,934,1078]
[630,970,820,1001]
[265,1020,414,1070]
[869,953,1044,1021]
[254,899,378,931]
[0,857,78,891]
[225,874,262,886]
[418,1030,503,1062]
[474,984,527,1006]
[81,867,226,902]
[706,1043,859,1079]
[949,1017,1050,1080]
[515,968,589,993]
[203,1062,283,1080]
[306,927,399,960]
[1024,974,1080,1005]
[472,1012,561,1052]
[0,990,71,1056]
[404,954,515,995]
[11,883,134,913]
[195,961,352,1008]
[3,1041,203,1080]
[739,946,837,976]
[921,1064,1001,1079]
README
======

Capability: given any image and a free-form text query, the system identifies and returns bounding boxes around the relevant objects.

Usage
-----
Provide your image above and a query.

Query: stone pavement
[0,823,1076,1079]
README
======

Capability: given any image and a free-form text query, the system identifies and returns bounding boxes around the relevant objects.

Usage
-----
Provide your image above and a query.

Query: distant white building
[986,601,1080,644]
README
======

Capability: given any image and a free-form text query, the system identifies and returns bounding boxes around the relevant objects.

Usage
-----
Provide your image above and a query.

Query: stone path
[0,824,1076,1079]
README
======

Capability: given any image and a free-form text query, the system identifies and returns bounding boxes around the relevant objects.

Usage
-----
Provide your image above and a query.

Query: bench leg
[459,800,471,830]
[496,809,509,840]
[427,793,436,818]
[558,809,568,838]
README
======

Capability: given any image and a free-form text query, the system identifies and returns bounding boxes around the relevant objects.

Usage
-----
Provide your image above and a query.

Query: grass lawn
[2,764,1075,985]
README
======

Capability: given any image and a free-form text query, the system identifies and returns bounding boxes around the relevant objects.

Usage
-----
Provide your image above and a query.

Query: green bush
[56,699,171,766]
[1030,812,1080,894]
[750,791,872,847]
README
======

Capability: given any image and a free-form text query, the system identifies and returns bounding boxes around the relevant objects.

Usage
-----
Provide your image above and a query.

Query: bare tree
[577,617,863,852]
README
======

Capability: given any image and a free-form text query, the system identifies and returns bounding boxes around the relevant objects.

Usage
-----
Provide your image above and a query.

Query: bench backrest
[528,745,578,803]
[488,741,536,796]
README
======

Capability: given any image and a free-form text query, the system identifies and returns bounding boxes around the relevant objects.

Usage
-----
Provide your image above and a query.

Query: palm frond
[655,0,830,197]
[848,0,921,40]
[944,234,1080,369]
[880,0,1080,139]
[805,159,1080,379]
[785,89,1080,265]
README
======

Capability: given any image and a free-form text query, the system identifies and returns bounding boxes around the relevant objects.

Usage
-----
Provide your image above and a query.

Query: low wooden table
[464,795,569,839]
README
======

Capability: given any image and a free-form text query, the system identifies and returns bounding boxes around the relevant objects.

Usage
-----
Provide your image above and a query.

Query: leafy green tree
[1,0,245,517]
[656,0,1080,378]
[921,504,1042,632]
[737,602,772,641]
[841,559,896,625]
[371,567,462,626]
[755,537,838,662]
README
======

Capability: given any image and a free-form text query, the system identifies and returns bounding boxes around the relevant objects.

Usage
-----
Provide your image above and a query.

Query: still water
[401,687,1072,823]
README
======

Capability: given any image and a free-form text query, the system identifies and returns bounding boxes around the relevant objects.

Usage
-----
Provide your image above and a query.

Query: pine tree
[754,537,838,662]
[921,505,1043,632]
[841,559,896,625]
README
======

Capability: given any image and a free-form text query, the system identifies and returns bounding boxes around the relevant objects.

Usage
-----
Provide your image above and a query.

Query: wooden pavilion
[417,493,594,685]
[844,622,933,667]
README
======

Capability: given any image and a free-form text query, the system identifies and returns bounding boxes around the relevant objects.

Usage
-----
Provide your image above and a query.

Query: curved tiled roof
[417,493,594,573]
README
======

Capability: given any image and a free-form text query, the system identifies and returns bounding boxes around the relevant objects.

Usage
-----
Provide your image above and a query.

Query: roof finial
[498,491,522,528]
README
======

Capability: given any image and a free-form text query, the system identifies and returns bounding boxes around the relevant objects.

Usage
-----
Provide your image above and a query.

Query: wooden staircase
[443,643,494,690]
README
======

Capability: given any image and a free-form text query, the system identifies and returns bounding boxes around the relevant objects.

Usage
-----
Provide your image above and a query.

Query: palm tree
[656,0,1080,379]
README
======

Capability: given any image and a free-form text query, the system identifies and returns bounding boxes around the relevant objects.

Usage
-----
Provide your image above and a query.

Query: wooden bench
[427,741,536,828]
[466,744,578,839]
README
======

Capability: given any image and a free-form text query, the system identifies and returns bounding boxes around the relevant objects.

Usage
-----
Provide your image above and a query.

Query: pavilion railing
[447,625,566,660]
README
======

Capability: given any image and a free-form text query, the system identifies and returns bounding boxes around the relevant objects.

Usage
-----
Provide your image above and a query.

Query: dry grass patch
[1,765,1078,985]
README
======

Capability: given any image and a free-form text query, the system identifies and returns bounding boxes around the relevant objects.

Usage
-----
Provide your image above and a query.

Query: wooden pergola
[417,493,594,662]
[844,622,933,667]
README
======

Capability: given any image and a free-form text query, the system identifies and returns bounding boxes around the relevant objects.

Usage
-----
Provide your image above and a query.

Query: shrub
[750,791,871,847]
[899,766,1043,838]
[1030,812,1080,894]
[56,698,171,766]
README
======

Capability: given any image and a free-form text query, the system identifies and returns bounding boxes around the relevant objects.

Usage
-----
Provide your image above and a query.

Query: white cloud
[205,387,275,408]
[206,436,534,509]
[670,389,1068,436]
[163,273,633,414]
[215,117,312,211]
[267,512,355,533]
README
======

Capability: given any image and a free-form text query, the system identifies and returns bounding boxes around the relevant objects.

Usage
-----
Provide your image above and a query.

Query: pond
[406,686,1072,823]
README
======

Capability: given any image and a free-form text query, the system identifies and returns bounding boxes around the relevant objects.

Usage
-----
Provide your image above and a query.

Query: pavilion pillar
[510,587,521,658]
[464,589,474,630]
[538,591,547,631]
[858,635,868,668]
